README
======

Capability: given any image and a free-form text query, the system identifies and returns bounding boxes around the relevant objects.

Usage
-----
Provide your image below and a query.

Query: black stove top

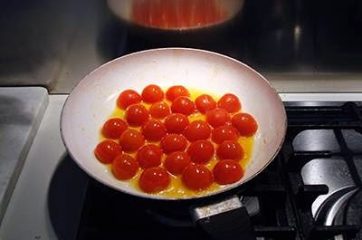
[48,102,362,240]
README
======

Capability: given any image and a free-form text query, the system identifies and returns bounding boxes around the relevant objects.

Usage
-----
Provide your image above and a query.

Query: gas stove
[2,1,362,239]
[1,94,362,240]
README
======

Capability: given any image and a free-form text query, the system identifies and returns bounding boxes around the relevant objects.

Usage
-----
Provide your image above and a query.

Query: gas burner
[316,186,359,226]
[344,189,362,239]
[331,188,362,240]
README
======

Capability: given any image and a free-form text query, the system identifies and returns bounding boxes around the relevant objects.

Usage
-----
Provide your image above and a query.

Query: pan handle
[191,195,256,240]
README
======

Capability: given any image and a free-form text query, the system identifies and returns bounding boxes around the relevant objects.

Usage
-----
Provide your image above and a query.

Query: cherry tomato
[117,90,142,109]
[101,118,128,139]
[171,97,196,116]
[164,151,191,175]
[139,167,170,193]
[160,134,188,153]
[213,160,243,185]
[125,104,149,126]
[149,101,171,119]
[136,144,163,169]
[112,154,139,180]
[232,113,258,137]
[164,113,189,133]
[119,129,145,152]
[166,85,190,101]
[142,119,167,141]
[195,94,216,113]
[183,120,211,142]
[142,84,164,103]
[94,140,122,164]
[217,140,244,160]
[211,125,239,144]
[187,140,214,164]
[206,108,231,128]
[217,93,241,113]
[182,164,214,190]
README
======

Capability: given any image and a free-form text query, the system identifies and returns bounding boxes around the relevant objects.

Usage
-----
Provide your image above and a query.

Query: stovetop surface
[1,95,362,240]
[51,101,362,240]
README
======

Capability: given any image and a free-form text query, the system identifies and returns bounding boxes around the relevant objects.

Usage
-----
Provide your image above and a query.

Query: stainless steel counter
[0,87,48,224]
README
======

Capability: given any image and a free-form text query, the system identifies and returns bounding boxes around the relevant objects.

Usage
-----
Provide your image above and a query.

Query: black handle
[192,196,256,240]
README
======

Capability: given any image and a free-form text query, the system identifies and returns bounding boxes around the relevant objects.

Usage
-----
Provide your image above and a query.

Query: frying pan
[60,48,286,239]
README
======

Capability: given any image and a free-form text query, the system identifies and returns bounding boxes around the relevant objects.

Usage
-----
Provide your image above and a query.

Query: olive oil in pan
[99,88,254,197]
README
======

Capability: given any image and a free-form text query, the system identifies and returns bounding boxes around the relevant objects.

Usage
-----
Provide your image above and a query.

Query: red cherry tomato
[182,164,214,190]
[166,85,190,101]
[206,108,231,128]
[211,125,239,144]
[112,154,139,180]
[142,84,164,103]
[101,118,128,139]
[217,93,241,113]
[142,119,167,141]
[164,151,191,175]
[119,129,145,152]
[171,97,196,116]
[139,167,170,193]
[164,113,189,133]
[187,140,214,164]
[136,144,163,169]
[149,101,171,119]
[217,140,244,160]
[213,160,244,185]
[94,140,122,164]
[160,134,188,153]
[195,94,216,113]
[117,90,142,109]
[183,120,211,142]
[232,113,258,136]
[125,104,149,126]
